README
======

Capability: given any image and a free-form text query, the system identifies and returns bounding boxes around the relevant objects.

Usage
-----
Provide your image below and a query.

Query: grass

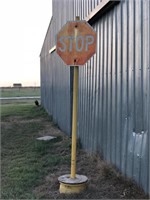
[1,103,70,199]
[1,103,48,119]
[0,87,40,97]
[1,103,149,199]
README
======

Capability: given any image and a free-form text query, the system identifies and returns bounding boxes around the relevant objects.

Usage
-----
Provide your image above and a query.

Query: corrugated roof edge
[86,0,120,25]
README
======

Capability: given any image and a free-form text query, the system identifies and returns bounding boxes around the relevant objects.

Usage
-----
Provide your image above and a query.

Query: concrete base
[58,174,88,194]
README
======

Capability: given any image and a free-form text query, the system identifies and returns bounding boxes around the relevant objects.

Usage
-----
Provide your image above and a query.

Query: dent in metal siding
[40,0,149,194]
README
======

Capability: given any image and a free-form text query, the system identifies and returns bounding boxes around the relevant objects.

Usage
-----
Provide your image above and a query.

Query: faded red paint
[56,20,97,66]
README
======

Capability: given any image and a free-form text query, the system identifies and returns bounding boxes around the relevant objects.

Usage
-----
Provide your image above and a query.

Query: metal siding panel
[78,67,83,145]
[91,56,96,152]
[82,67,86,145]
[85,63,89,150]
[141,132,149,193]
[140,0,144,132]
[85,63,90,150]
[148,2,150,193]
[102,14,108,158]
[98,18,103,152]
[94,22,100,153]
[80,65,85,149]
[140,0,150,193]
[82,0,85,18]
[133,133,143,184]
[96,20,102,153]
[79,0,82,20]
[40,0,149,194]
[80,66,84,148]
[111,6,117,165]
[133,0,142,184]
[88,0,90,15]
[82,66,87,149]
[89,57,94,152]
[121,0,128,175]
[143,0,148,132]
[84,62,88,150]
[50,55,53,115]
[147,1,150,193]
[114,5,119,168]
[91,0,95,11]
[88,58,93,151]
[109,14,113,162]
[134,0,142,133]
[93,48,97,152]
[118,0,123,171]
[92,23,98,152]
[85,0,88,18]
[86,60,92,151]
[105,15,109,160]
[115,2,121,169]
[93,23,98,152]
[106,12,112,162]
[78,68,81,139]
[76,0,79,17]
[126,0,134,178]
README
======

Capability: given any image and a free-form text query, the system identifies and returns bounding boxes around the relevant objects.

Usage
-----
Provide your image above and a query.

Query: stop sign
[56,20,97,66]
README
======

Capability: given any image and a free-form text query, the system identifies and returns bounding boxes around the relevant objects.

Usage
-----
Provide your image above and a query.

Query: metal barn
[40,0,150,194]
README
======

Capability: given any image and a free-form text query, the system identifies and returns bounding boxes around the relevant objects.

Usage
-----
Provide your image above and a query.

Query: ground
[1,102,149,199]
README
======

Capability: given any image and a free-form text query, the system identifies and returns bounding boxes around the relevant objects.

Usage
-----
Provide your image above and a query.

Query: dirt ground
[33,120,149,199]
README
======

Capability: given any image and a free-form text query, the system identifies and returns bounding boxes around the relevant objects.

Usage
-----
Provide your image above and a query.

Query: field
[0,87,40,105]
[0,87,40,97]
[1,88,149,199]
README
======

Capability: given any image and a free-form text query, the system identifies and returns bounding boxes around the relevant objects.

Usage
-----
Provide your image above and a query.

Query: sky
[0,0,52,87]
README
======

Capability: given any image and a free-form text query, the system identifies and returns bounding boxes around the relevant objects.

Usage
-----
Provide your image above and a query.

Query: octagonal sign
[56,20,97,66]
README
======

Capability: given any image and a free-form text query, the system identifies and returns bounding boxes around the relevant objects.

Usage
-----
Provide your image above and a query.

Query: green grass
[1,104,71,199]
[1,87,40,97]
[1,103,49,119]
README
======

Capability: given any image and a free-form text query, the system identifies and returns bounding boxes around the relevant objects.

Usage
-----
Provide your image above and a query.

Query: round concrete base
[58,174,88,194]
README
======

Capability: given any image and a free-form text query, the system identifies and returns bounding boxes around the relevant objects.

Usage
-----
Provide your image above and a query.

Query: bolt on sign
[56,20,97,65]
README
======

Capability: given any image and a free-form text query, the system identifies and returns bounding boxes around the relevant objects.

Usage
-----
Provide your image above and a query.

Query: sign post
[71,64,78,179]
[56,16,97,194]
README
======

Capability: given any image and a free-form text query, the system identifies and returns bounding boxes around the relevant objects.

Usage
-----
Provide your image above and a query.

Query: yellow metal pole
[71,65,79,179]
[70,16,80,179]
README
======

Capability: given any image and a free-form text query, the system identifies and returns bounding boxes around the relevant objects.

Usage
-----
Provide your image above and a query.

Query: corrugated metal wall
[40,0,74,134]
[40,0,150,194]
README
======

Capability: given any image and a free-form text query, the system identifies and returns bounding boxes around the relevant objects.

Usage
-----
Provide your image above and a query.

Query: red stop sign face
[56,20,97,66]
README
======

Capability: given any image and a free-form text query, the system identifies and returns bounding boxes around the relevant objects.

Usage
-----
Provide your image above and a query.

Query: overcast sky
[0,0,52,87]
